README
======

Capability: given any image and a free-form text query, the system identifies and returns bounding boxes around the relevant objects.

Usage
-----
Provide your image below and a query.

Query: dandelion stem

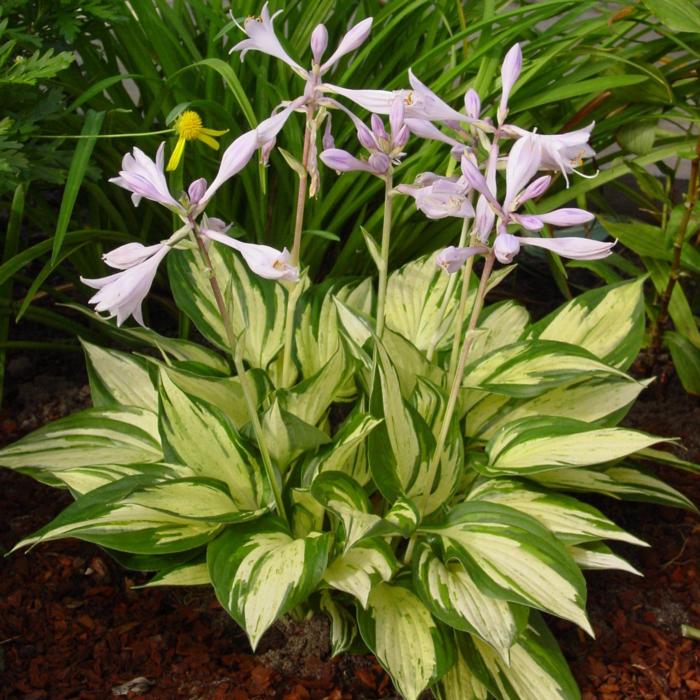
[194,233,288,524]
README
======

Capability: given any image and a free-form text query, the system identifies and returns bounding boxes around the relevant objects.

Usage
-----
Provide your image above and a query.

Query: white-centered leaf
[357,580,455,700]
[569,542,642,576]
[207,519,331,649]
[320,590,357,656]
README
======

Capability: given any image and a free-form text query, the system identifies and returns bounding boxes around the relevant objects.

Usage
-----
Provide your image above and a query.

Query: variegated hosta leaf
[569,542,642,575]
[528,277,645,370]
[66,303,230,374]
[259,400,330,472]
[384,497,420,536]
[384,251,466,353]
[168,245,288,370]
[319,590,357,656]
[303,408,381,486]
[466,376,651,440]
[324,538,398,608]
[290,487,325,539]
[631,447,700,474]
[470,614,581,700]
[421,501,592,632]
[468,479,647,546]
[13,476,231,554]
[383,328,444,398]
[278,349,350,426]
[468,300,529,363]
[158,371,269,510]
[434,631,490,700]
[369,344,461,516]
[296,277,373,391]
[53,462,191,496]
[0,407,162,482]
[207,518,331,649]
[144,560,211,587]
[485,416,664,475]
[311,471,384,549]
[357,580,455,700]
[82,340,158,412]
[412,542,524,661]
[532,464,697,511]
[461,340,629,403]
[161,364,271,429]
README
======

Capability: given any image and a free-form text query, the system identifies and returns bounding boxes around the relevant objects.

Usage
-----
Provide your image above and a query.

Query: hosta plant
[2,9,697,700]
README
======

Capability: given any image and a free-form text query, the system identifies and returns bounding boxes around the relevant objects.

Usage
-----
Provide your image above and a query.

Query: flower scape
[1,6,697,700]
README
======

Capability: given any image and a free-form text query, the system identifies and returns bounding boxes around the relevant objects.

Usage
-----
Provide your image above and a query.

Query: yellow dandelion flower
[166,110,228,171]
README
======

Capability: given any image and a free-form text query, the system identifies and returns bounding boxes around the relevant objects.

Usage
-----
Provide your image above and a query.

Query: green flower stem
[430,252,496,477]
[194,233,288,524]
[375,171,394,339]
[281,106,314,388]
[447,232,479,382]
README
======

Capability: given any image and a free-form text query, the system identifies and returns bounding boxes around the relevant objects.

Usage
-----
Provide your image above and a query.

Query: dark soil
[0,366,699,699]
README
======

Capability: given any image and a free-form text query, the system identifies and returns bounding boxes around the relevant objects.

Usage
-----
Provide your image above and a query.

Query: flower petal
[504,135,542,211]
[436,245,487,273]
[321,17,373,73]
[519,235,614,260]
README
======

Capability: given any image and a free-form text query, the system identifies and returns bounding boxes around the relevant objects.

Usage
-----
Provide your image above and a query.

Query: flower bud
[322,116,335,150]
[368,152,391,175]
[187,177,207,205]
[493,232,521,264]
[357,124,376,150]
[436,245,486,273]
[102,242,165,270]
[310,24,328,64]
[389,97,405,138]
[498,43,522,125]
[371,114,388,141]
[393,124,410,149]
[464,89,481,119]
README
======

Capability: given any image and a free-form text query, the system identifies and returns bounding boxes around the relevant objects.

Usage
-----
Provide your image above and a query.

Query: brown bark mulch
[0,372,699,699]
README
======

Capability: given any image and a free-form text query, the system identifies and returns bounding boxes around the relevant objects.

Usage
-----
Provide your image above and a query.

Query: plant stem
[375,172,394,338]
[194,234,288,524]
[281,107,314,387]
[426,218,471,363]
[430,253,495,474]
[447,231,478,381]
[649,133,700,361]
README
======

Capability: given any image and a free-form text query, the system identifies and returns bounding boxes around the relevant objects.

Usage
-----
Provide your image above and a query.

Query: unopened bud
[465,89,481,119]
[310,24,328,64]
[371,114,388,141]
[368,152,391,175]
[493,232,521,264]
[389,97,405,138]
[187,177,207,205]
[357,124,376,150]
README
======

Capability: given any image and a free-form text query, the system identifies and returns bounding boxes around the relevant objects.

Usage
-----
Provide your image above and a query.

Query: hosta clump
[2,9,698,700]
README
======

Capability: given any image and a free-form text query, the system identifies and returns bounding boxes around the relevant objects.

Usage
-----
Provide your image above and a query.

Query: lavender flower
[493,231,614,264]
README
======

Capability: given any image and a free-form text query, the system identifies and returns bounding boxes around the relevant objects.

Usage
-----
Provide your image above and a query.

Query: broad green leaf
[384,252,466,353]
[303,409,381,486]
[631,447,700,474]
[666,330,700,395]
[259,400,330,471]
[290,487,325,539]
[161,364,271,428]
[0,407,162,480]
[14,476,227,555]
[528,278,645,370]
[324,539,398,608]
[158,371,269,510]
[82,340,157,411]
[569,542,641,576]
[143,560,211,587]
[486,416,663,475]
[472,614,581,700]
[168,245,288,370]
[412,543,522,661]
[357,580,455,700]
[207,519,331,649]
[469,479,647,546]
[422,501,591,632]
[532,465,697,511]
[466,376,650,440]
[320,590,357,656]
[369,343,461,516]
[462,340,628,401]
[434,631,489,700]
[469,301,529,362]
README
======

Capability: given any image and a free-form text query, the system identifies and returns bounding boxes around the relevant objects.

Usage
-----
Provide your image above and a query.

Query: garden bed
[1,366,698,699]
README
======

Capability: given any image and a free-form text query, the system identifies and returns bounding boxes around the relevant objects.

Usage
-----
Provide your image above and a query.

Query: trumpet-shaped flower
[166,110,228,172]
[81,243,170,326]
[436,245,488,273]
[498,43,522,126]
[396,173,475,220]
[202,228,299,282]
[493,231,614,264]
[110,143,184,212]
